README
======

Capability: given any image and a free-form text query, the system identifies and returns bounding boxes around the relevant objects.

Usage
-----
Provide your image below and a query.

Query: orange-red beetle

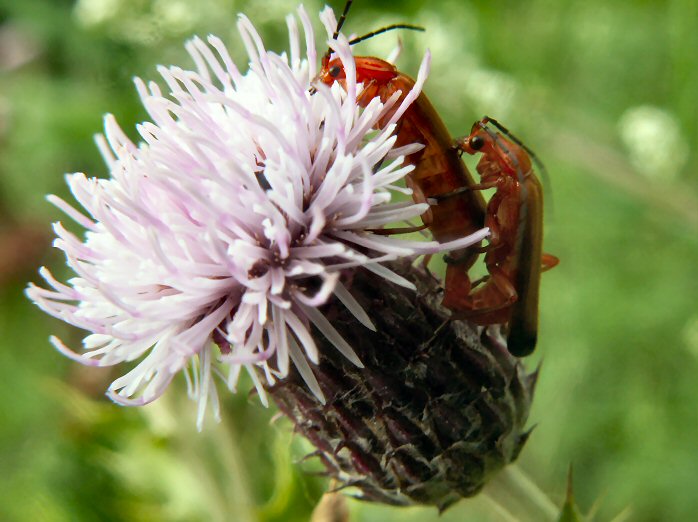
[317,4,557,356]
[445,117,558,356]
[316,2,487,295]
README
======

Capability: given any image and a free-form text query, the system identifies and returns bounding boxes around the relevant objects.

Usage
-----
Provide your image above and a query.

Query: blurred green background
[1,0,697,520]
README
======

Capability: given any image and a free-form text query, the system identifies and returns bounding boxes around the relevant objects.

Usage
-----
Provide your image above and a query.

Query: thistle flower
[26,6,487,428]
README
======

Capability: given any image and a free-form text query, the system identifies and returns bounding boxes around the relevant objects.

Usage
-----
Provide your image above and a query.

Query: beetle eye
[469,135,485,150]
[329,65,341,78]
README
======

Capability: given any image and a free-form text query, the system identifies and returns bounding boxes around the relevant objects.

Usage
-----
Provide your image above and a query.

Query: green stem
[485,464,559,521]
[480,492,524,522]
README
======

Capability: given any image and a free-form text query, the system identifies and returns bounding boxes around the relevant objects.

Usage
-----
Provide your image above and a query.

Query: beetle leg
[469,274,489,289]
[444,266,517,318]
[357,79,379,106]
[480,267,518,308]
[366,223,428,235]
[405,175,434,227]
[418,253,444,286]
[441,263,473,311]
[430,180,498,203]
[468,270,517,315]
[541,253,559,272]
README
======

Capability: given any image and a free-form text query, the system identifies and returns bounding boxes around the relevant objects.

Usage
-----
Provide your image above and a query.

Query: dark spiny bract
[268,261,536,511]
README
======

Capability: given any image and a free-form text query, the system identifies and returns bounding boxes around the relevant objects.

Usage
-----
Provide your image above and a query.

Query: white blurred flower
[27,6,487,428]
[463,68,518,120]
[618,105,689,181]
[74,0,121,27]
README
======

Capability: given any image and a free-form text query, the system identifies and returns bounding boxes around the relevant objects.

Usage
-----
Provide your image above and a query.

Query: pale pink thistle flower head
[26,6,487,429]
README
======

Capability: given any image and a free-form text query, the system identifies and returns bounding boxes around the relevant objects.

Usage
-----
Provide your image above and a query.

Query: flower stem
[480,492,524,522]
[485,464,559,521]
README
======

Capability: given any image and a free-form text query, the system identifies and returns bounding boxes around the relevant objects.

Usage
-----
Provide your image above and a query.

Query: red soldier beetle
[315,1,487,299]
[317,4,557,357]
[444,117,558,356]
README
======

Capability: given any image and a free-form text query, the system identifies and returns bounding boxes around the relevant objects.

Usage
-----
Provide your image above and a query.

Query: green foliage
[1,0,697,520]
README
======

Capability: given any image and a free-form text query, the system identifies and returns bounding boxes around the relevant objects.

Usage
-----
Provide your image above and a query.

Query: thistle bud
[269,260,536,511]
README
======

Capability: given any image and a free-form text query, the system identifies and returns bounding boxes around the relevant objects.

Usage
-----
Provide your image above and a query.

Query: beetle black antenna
[482,116,545,173]
[348,24,425,46]
[333,0,354,40]
[318,1,425,89]
[326,2,424,60]
[322,1,354,64]
[349,24,426,45]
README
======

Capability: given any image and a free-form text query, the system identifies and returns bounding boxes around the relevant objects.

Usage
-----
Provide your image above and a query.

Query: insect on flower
[316,3,560,358]
[25,5,488,427]
[446,117,559,356]
[315,0,488,308]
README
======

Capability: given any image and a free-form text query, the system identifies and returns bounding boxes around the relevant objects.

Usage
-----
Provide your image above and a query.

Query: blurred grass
[1,0,697,520]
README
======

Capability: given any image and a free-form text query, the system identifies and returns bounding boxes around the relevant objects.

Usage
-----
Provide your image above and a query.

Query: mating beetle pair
[315,1,558,357]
